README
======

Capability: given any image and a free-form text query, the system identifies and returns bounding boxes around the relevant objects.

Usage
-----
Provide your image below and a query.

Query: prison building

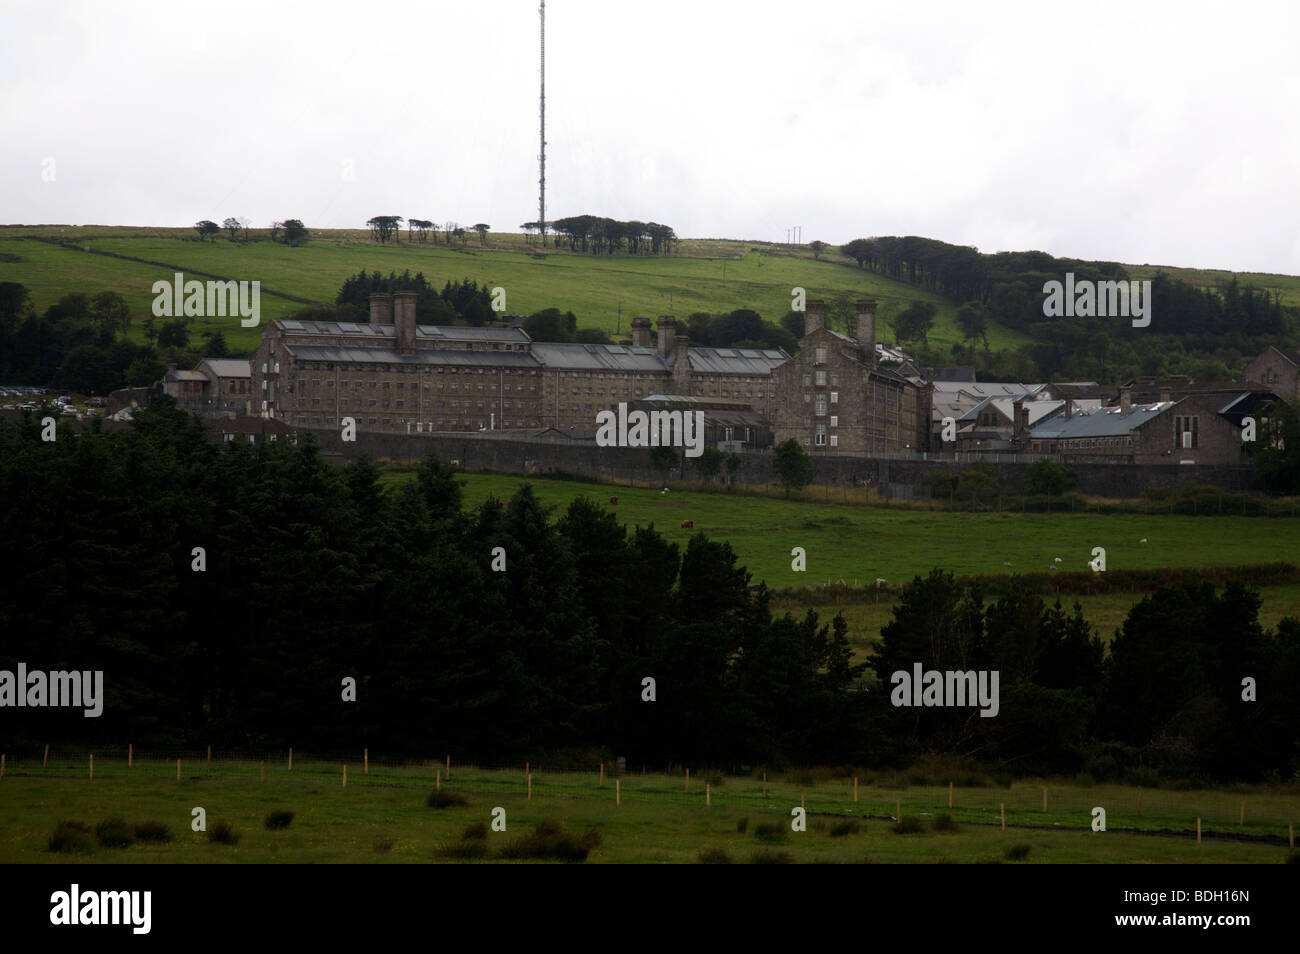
[770,299,929,454]
[250,293,788,434]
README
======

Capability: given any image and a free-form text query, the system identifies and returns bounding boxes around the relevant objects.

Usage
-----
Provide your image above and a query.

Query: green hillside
[0,226,1016,355]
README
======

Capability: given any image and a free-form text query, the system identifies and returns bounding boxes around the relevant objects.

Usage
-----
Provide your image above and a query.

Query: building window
[815,424,826,446]
[830,415,838,428]
[815,370,827,386]
[815,396,827,416]
[815,347,827,365]
[830,435,838,448]
[830,391,838,404]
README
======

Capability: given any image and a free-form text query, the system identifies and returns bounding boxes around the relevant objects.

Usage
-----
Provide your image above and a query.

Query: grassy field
[382,471,1300,589]
[2,755,1294,863]
[0,226,1012,354]
[773,584,1300,664]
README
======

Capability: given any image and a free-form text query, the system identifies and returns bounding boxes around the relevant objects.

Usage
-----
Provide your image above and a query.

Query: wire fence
[4,745,1296,846]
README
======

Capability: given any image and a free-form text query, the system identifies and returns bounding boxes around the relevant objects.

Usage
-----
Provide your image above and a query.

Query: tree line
[2,400,1295,781]
[539,216,677,255]
[0,282,229,392]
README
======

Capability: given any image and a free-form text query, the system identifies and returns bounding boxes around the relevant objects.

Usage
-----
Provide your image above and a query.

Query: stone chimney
[804,300,826,337]
[1120,385,1132,413]
[1012,398,1027,440]
[369,292,393,325]
[631,318,652,348]
[657,316,677,358]
[856,299,877,365]
[1065,399,1074,418]
[393,290,418,354]
[1158,387,1170,403]
[672,335,692,392]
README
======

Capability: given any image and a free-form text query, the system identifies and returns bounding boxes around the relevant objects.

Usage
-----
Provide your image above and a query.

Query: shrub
[1005,842,1032,861]
[932,813,961,833]
[95,817,136,848]
[753,822,786,842]
[264,810,295,830]
[829,820,860,837]
[893,816,925,835]
[427,789,468,809]
[134,821,174,843]
[437,840,489,860]
[498,821,601,862]
[750,849,795,864]
[209,821,240,845]
[373,837,394,854]
[735,816,749,834]
[49,820,94,854]
[698,847,732,864]
[462,821,488,840]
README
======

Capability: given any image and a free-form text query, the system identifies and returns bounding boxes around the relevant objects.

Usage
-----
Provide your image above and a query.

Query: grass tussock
[735,816,749,834]
[698,847,733,864]
[932,813,962,833]
[427,789,468,809]
[134,820,173,843]
[1005,842,1032,861]
[95,817,135,848]
[753,821,786,842]
[461,821,488,840]
[49,820,94,854]
[497,820,602,862]
[373,837,394,854]
[893,816,925,835]
[208,821,241,845]
[750,849,795,864]
[829,819,861,837]
[264,810,295,830]
[437,840,489,860]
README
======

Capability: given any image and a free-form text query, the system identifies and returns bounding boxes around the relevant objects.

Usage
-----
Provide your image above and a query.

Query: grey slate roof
[199,359,252,378]
[276,319,529,343]
[285,344,539,369]
[531,342,666,372]
[1030,403,1172,440]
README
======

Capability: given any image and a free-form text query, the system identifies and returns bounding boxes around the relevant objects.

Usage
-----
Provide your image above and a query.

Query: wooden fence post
[706,783,710,807]
[342,764,347,788]
[616,778,621,805]
[364,748,368,775]
[176,758,181,781]
[527,773,532,800]
[288,747,293,771]
[1001,803,1006,831]
[445,754,450,780]
[436,768,441,792]
[43,744,49,768]
[1196,817,1201,843]
[129,744,133,769]
[89,754,94,781]
[853,776,858,802]
[948,781,953,809]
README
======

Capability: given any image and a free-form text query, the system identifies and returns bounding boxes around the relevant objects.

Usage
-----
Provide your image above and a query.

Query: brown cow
[681,519,694,529]
[609,496,618,504]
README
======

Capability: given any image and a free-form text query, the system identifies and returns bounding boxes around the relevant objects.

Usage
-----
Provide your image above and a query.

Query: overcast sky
[4,0,1299,273]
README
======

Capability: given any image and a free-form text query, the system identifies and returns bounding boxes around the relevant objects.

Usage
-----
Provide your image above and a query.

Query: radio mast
[538,1,547,247]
